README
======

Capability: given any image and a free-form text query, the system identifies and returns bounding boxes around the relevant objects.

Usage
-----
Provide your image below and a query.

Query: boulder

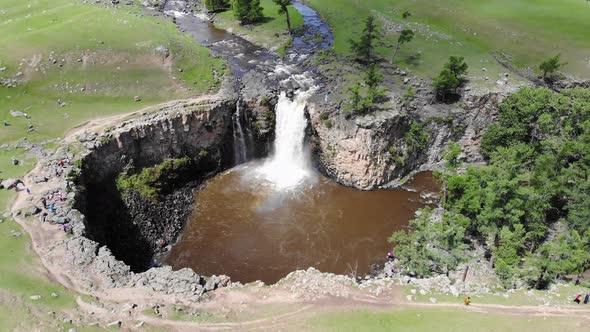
[65,236,99,266]
[106,321,121,328]
[9,110,30,118]
[78,132,98,143]
[24,206,42,217]
[33,176,48,183]
[1,178,19,189]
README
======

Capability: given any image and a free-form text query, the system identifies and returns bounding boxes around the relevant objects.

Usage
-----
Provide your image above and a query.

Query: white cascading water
[256,91,314,189]
[232,102,248,165]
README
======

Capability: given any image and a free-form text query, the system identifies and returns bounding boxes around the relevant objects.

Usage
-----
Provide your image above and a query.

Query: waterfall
[232,102,248,165]
[257,91,314,189]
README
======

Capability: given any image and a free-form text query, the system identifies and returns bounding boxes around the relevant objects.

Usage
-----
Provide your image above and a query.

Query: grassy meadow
[306,0,590,80]
[214,0,304,51]
[306,307,583,332]
[0,0,223,329]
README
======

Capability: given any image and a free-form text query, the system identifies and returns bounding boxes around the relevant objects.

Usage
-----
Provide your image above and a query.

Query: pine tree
[232,0,263,24]
[349,15,381,63]
[205,0,230,12]
[390,29,414,64]
[539,54,564,81]
[273,0,293,34]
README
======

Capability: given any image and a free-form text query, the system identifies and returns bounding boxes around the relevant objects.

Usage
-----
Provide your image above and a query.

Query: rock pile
[276,268,355,300]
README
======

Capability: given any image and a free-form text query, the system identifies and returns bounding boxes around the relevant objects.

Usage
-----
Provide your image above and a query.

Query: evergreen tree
[348,83,366,114]
[364,63,385,104]
[445,56,469,80]
[433,68,460,101]
[433,56,468,101]
[539,54,564,81]
[233,0,264,24]
[273,0,293,35]
[390,29,414,64]
[349,15,381,63]
[205,0,230,12]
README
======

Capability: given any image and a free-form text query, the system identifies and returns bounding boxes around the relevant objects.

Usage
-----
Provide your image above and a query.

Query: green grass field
[0,0,224,145]
[306,307,581,332]
[0,0,223,330]
[214,0,303,51]
[306,0,590,80]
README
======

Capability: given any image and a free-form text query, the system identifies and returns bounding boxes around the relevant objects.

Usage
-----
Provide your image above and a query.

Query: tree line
[390,87,590,289]
[206,0,294,34]
[346,13,567,115]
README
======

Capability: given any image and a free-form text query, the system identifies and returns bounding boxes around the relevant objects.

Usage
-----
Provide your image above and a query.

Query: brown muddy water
[165,166,439,284]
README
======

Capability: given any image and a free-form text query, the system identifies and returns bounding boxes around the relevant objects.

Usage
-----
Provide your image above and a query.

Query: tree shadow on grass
[399,52,423,68]
[252,16,276,25]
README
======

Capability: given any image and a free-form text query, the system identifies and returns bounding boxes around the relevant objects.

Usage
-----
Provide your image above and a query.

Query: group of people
[40,190,66,215]
[37,159,73,234]
[53,158,71,178]
[574,293,590,304]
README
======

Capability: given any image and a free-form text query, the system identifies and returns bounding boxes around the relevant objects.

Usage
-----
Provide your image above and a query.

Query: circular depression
[165,165,438,284]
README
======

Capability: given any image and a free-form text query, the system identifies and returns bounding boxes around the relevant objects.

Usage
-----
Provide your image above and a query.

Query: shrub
[116,157,192,199]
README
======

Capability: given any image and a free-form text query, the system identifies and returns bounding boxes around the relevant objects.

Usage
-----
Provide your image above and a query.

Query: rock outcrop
[72,99,236,270]
[309,92,502,190]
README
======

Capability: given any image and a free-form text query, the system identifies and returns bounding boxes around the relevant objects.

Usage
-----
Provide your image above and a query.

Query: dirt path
[10,96,213,293]
[64,95,215,144]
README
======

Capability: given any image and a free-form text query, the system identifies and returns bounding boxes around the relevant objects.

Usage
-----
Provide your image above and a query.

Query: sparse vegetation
[402,87,416,104]
[404,120,429,154]
[539,54,565,82]
[347,64,386,114]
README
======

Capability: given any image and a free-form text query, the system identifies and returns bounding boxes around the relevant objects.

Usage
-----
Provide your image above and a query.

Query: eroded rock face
[309,92,501,190]
[79,99,236,184]
[72,99,236,274]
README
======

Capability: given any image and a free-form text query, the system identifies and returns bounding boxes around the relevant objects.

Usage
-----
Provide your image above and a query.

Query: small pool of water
[165,166,439,284]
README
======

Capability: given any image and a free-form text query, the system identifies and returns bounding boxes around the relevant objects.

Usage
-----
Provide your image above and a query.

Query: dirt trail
[64,95,215,144]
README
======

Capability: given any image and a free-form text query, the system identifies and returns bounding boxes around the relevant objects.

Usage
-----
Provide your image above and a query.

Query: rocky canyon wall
[308,93,502,189]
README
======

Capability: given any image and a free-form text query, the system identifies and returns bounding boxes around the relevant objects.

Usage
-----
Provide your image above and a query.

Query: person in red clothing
[574,294,582,304]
